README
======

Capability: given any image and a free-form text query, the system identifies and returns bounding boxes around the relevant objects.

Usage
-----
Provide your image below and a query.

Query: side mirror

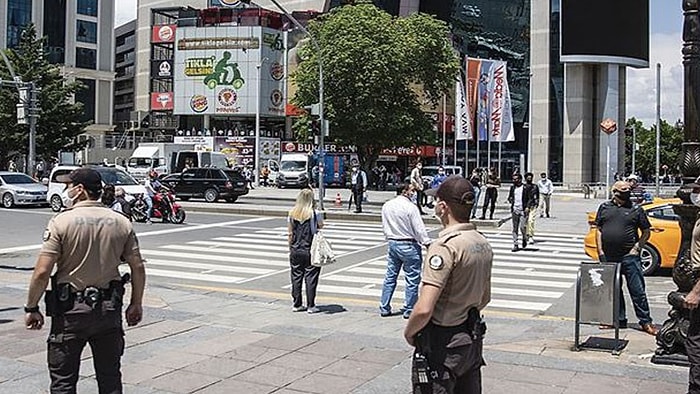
[41,178,49,186]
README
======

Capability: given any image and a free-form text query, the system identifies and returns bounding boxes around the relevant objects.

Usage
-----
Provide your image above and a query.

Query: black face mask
[615,191,631,201]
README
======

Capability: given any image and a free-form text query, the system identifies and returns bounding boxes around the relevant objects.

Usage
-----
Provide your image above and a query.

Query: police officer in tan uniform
[24,168,146,394]
[404,176,493,394]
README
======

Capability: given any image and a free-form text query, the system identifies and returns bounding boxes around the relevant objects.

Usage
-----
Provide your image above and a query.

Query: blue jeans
[144,195,153,219]
[471,187,482,218]
[379,241,422,315]
[618,254,653,325]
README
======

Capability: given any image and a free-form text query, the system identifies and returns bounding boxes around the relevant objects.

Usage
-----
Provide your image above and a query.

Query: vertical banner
[476,59,494,141]
[466,58,481,140]
[455,75,472,141]
[489,61,515,142]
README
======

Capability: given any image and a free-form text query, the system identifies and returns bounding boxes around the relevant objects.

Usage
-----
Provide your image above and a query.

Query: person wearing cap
[405,176,493,392]
[626,174,646,204]
[23,168,146,393]
[594,180,657,336]
[350,162,368,213]
[379,181,430,319]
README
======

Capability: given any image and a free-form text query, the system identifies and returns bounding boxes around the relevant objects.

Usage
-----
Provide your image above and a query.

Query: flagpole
[442,95,447,165]
[498,140,502,180]
[487,135,491,173]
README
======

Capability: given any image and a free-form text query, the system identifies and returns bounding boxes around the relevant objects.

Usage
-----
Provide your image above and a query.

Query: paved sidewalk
[0,273,687,394]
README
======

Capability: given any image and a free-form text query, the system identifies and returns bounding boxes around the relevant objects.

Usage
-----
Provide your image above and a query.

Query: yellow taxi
[584,198,682,275]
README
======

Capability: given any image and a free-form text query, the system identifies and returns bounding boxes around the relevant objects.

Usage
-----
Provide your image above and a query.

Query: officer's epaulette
[440,231,461,243]
[53,207,74,217]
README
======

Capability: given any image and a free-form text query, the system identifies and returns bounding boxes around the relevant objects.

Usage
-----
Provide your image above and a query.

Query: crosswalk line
[160,244,290,259]
[232,233,383,247]
[256,229,385,241]
[491,277,572,288]
[188,240,359,253]
[144,268,245,283]
[493,256,588,265]
[141,249,290,267]
[486,299,552,311]
[146,259,275,275]
[209,237,361,251]
[491,268,577,280]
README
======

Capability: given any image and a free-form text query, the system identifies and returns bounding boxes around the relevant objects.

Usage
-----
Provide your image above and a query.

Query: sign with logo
[282,142,358,154]
[152,25,176,43]
[151,60,174,78]
[150,92,174,111]
[209,0,244,7]
[174,136,214,145]
[380,146,437,157]
[174,26,286,116]
[600,118,617,135]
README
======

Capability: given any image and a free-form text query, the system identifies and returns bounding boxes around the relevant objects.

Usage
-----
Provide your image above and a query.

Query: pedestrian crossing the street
[131,221,392,285]
[317,230,589,315]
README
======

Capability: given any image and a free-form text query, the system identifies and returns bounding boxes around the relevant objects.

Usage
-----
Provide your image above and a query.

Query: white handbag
[310,214,336,267]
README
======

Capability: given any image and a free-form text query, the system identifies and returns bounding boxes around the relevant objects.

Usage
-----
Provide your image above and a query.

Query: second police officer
[405,176,493,393]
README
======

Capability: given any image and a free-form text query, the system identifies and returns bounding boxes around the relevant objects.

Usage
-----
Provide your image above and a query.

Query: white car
[0,171,48,208]
[47,165,148,212]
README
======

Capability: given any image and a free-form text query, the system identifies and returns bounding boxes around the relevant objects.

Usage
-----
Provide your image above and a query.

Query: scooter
[131,188,186,224]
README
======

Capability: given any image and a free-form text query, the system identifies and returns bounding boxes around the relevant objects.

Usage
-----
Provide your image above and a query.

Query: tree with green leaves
[0,24,88,170]
[292,1,459,168]
[624,117,684,181]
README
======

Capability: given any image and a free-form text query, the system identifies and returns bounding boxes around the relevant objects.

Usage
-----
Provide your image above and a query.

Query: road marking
[140,268,245,283]
[145,259,274,275]
[491,277,572,288]
[160,245,290,259]
[490,268,577,280]
[200,239,359,251]
[0,244,43,254]
[141,249,290,267]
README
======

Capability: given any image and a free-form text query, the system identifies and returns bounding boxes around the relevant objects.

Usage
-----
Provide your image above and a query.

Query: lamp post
[655,62,662,197]
[254,57,269,187]
[265,0,326,210]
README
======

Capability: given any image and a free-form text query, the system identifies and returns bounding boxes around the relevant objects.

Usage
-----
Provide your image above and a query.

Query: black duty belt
[389,238,417,243]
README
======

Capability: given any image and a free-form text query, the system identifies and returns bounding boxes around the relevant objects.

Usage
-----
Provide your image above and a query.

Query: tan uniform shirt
[40,201,142,290]
[422,223,493,327]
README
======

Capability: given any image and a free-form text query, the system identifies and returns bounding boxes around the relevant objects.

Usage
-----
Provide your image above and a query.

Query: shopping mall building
[125,0,646,184]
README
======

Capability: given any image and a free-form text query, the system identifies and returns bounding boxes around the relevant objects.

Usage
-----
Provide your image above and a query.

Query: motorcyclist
[143,170,162,224]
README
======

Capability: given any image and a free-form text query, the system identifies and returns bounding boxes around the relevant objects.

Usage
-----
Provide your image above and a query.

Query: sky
[114,0,683,127]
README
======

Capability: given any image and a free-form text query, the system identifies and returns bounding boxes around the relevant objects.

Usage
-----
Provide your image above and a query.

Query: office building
[114,19,136,131]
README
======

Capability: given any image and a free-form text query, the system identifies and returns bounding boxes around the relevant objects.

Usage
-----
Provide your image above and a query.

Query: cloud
[627,32,683,127]
[115,0,137,27]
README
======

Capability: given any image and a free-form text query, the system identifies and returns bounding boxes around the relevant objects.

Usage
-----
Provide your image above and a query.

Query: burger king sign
[151,25,176,43]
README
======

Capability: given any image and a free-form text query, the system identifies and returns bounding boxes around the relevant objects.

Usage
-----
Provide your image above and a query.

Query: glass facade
[76,19,97,43]
[44,0,67,64]
[548,0,564,181]
[75,78,96,123]
[77,0,97,17]
[75,47,96,69]
[7,0,32,48]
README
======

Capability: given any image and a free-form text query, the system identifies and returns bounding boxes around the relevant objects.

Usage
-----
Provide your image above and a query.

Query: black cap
[425,176,475,205]
[56,168,102,192]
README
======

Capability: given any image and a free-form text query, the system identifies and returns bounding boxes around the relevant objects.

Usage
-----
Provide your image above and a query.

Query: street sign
[600,118,617,135]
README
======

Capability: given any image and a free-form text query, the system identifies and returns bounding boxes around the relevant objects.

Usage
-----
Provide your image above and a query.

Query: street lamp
[262,0,326,210]
[254,57,269,187]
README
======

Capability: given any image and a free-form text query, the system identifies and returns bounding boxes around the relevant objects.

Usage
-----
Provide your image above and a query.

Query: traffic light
[310,119,320,135]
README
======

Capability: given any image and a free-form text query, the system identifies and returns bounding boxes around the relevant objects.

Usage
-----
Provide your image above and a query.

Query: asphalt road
[0,206,679,323]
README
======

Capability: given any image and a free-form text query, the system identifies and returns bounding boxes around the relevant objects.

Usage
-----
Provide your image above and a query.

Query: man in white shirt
[410,161,426,215]
[350,163,368,213]
[507,173,529,251]
[380,181,430,319]
[537,172,554,218]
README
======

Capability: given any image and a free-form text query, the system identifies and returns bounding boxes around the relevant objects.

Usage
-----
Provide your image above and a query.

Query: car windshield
[422,168,443,177]
[93,167,138,186]
[281,161,306,171]
[128,158,154,168]
[0,174,36,184]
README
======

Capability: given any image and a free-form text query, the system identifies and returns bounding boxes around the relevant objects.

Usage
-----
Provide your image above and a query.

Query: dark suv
[162,167,248,203]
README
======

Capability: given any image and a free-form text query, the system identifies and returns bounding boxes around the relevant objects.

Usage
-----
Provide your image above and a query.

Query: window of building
[44,0,67,64]
[75,79,96,123]
[76,20,97,43]
[7,0,32,48]
[75,47,96,69]
[77,0,97,17]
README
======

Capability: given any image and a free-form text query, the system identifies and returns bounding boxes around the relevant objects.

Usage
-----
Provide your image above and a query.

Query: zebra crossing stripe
[144,268,245,283]
[491,268,577,280]
[160,244,289,259]
[486,299,552,311]
[145,259,275,275]
[492,277,572,288]
[256,229,385,241]
[209,237,362,251]
[188,240,358,252]
[141,249,290,267]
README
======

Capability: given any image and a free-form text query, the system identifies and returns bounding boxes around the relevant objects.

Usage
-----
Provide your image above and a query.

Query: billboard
[173,26,286,116]
[151,92,174,111]
[152,25,176,43]
[560,0,649,68]
[151,59,174,79]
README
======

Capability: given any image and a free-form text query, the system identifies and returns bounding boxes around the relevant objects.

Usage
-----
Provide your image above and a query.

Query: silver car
[0,171,48,208]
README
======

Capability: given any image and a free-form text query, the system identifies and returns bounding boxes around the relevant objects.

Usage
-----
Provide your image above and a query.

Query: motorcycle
[131,188,186,224]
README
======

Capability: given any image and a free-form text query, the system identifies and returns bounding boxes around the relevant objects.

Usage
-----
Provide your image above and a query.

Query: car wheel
[49,195,63,212]
[204,188,219,203]
[2,193,14,208]
[640,245,661,276]
[225,195,238,203]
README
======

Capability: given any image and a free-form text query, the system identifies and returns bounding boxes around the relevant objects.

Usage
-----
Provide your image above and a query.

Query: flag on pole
[455,74,472,141]
[466,58,480,139]
[489,61,515,142]
[475,59,494,141]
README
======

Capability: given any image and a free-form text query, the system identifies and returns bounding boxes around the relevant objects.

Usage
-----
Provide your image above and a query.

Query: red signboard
[151,25,176,43]
[282,142,357,154]
[150,92,174,111]
[380,146,437,157]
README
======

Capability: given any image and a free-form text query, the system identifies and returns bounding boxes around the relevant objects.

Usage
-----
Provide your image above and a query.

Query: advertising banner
[214,136,255,167]
[282,142,357,154]
[489,62,515,142]
[173,26,286,117]
[455,74,472,141]
[152,25,176,43]
[150,92,174,111]
[151,59,174,79]
[475,59,494,141]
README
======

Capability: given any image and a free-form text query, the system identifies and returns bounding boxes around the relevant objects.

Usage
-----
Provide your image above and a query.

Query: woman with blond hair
[288,188,324,313]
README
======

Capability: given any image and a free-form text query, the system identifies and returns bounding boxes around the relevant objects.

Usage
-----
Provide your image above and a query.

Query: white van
[421,165,463,184]
[277,153,310,188]
[47,165,148,212]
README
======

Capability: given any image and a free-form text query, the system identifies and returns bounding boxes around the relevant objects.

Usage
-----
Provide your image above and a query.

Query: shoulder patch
[42,229,51,242]
[440,232,460,243]
[429,255,444,270]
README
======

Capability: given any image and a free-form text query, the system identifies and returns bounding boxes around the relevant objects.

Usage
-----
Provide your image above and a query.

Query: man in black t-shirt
[594,180,657,335]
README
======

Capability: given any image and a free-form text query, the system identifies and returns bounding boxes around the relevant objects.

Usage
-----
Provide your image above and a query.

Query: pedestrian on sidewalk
[260,164,270,187]
[508,173,530,251]
[537,172,554,218]
[682,181,700,394]
[626,174,647,204]
[523,172,540,244]
[594,180,657,335]
[287,188,324,314]
[350,162,368,213]
[404,176,492,393]
[411,161,426,215]
[23,168,146,393]
[379,181,431,319]
[469,168,483,219]
[427,166,448,208]
[480,167,500,220]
